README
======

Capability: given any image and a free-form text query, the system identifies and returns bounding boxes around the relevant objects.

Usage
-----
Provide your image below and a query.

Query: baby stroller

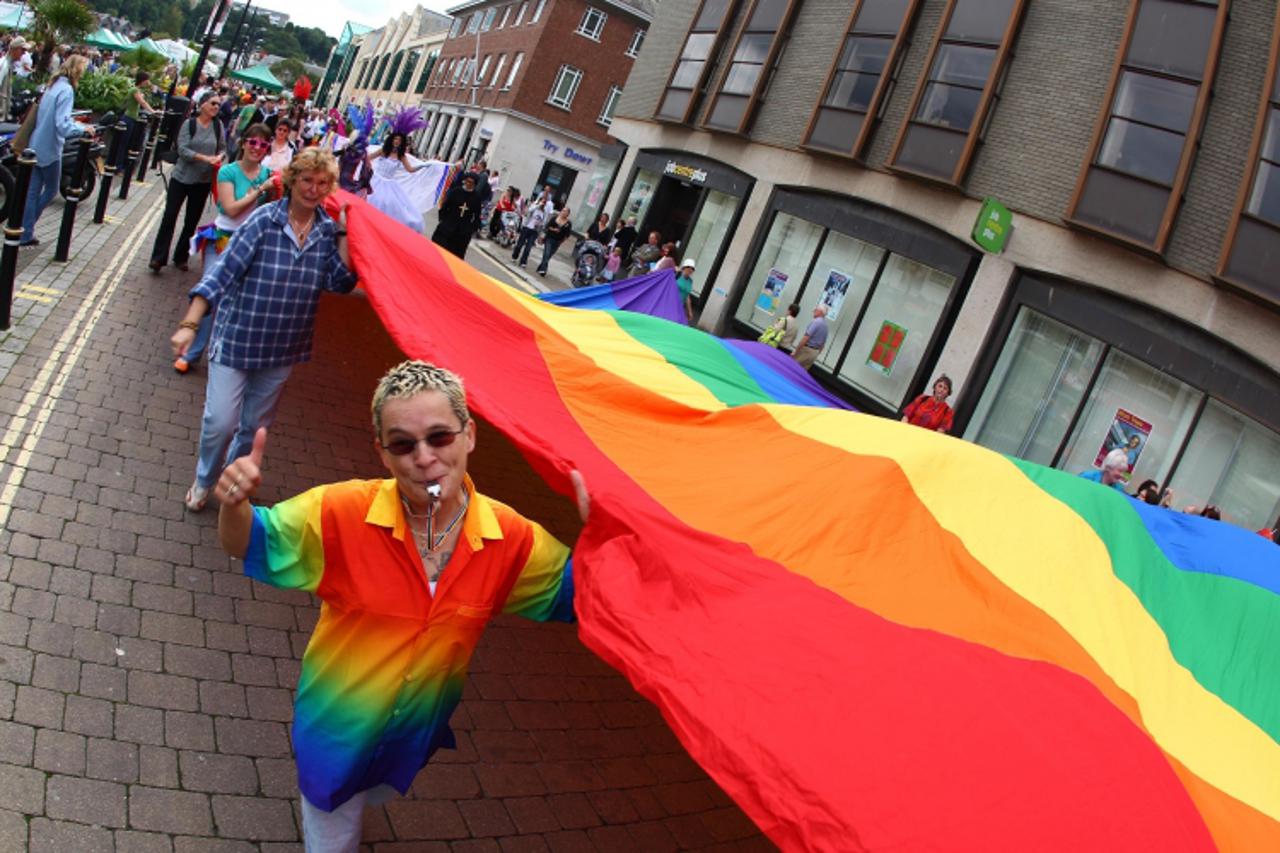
[495,211,521,248]
[572,240,607,287]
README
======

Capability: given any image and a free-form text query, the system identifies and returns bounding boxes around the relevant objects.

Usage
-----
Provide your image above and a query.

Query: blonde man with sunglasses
[214,360,589,852]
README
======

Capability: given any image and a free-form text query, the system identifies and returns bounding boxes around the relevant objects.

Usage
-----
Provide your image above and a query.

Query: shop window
[415,53,438,93]
[627,28,646,58]
[735,213,825,330]
[548,65,584,110]
[965,309,1105,465]
[504,53,524,89]
[1167,400,1280,530]
[682,191,738,297]
[805,0,919,159]
[490,54,507,87]
[835,255,954,409]
[578,7,608,41]
[703,0,799,133]
[598,85,623,127]
[1057,349,1203,488]
[398,49,419,92]
[889,0,1025,186]
[1219,9,1280,305]
[621,169,661,226]
[656,0,741,123]
[804,234,885,372]
[1068,0,1228,253]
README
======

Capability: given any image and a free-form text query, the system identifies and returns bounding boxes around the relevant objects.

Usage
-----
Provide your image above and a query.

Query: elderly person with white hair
[792,303,831,370]
[1080,448,1131,492]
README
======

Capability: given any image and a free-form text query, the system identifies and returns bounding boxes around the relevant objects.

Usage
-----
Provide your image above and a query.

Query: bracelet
[178,320,200,331]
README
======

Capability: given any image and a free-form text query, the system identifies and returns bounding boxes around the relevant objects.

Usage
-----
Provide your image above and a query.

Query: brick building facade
[604,0,1280,531]
[417,0,652,216]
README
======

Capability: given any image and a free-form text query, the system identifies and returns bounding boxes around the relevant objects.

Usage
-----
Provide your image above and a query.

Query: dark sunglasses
[243,138,269,149]
[381,425,467,456]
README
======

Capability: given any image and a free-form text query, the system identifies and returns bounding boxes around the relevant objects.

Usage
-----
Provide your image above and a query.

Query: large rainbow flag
[332,194,1280,851]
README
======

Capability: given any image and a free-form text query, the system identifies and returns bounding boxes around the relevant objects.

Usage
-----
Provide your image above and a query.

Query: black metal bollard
[54,137,93,263]
[118,119,142,200]
[136,113,160,181]
[94,121,127,224]
[0,149,36,330]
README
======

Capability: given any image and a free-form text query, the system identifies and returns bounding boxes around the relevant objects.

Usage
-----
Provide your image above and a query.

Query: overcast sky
[251,0,456,38]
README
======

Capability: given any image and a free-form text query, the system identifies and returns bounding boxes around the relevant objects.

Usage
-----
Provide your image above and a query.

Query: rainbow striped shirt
[244,476,574,811]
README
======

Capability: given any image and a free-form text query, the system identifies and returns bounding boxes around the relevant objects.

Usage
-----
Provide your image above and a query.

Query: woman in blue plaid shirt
[170,147,358,512]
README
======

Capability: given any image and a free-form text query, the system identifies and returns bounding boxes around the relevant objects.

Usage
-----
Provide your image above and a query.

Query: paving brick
[214,717,291,757]
[13,685,64,727]
[204,621,249,654]
[116,556,173,586]
[116,636,165,671]
[34,728,86,775]
[53,594,99,629]
[98,602,142,636]
[32,653,80,692]
[73,627,122,665]
[245,686,294,722]
[459,799,518,837]
[140,611,205,647]
[44,774,127,827]
[115,704,166,746]
[165,710,216,751]
[86,737,139,783]
[193,593,235,623]
[165,645,233,681]
[128,670,199,711]
[210,795,299,841]
[173,839,258,853]
[64,694,114,737]
[13,587,56,620]
[384,799,469,840]
[230,653,278,687]
[28,817,113,853]
[91,574,133,606]
[129,786,213,835]
[199,680,248,717]
[246,626,292,658]
[0,613,29,648]
[179,751,258,795]
[542,829,596,853]
[497,836,552,853]
[48,565,90,596]
[26,619,74,656]
[0,720,35,764]
[140,745,180,787]
[134,582,195,616]
[476,765,548,798]
[0,762,45,813]
[10,560,53,590]
[0,809,27,851]
[409,764,481,801]
[275,658,302,690]
[114,829,174,853]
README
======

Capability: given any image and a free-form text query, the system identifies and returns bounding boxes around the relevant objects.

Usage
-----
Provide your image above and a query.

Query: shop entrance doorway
[535,161,578,208]
[642,178,702,248]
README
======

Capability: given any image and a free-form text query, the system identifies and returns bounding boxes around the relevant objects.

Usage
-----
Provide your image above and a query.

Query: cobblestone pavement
[0,178,774,851]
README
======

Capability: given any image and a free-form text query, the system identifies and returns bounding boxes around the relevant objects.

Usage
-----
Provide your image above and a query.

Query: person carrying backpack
[150,91,225,272]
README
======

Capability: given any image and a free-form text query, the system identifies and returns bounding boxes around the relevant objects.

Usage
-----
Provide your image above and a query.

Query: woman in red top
[488,186,517,240]
[902,375,955,434]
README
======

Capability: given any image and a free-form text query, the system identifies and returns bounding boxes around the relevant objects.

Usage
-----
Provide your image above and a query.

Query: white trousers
[300,784,398,853]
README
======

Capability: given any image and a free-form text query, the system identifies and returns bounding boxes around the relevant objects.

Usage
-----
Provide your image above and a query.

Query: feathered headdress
[293,76,312,102]
[388,105,429,138]
[345,99,375,144]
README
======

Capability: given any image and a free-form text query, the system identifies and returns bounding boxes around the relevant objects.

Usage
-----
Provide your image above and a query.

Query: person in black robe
[431,173,483,260]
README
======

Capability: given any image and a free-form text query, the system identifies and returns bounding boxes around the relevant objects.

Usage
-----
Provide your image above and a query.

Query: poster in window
[1093,408,1153,477]
[755,268,788,315]
[820,269,851,319]
[867,321,907,375]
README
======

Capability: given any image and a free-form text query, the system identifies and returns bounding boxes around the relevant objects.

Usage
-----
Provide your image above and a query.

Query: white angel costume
[368,155,450,234]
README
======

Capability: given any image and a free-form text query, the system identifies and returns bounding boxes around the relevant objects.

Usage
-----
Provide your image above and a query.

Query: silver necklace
[402,494,468,581]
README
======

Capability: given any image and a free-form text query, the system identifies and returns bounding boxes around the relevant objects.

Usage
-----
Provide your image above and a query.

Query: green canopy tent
[230,62,284,93]
[108,31,135,49]
[82,28,124,50]
[135,37,168,57]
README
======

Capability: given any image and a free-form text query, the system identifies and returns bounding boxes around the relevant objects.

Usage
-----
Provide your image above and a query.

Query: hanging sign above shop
[665,160,709,184]
[972,197,1013,253]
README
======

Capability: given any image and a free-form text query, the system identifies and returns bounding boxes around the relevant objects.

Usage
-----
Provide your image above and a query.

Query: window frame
[626,28,645,58]
[655,0,744,125]
[577,7,608,41]
[531,0,547,24]
[415,51,439,94]
[1065,0,1230,256]
[548,64,584,110]
[701,0,802,134]
[477,54,492,86]
[498,5,511,28]
[481,7,496,31]
[466,12,481,34]
[504,52,524,89]
[490,53,508,87]
[803,0,922,161]
[513,2,528,26]
[887,0,1028,187]
[449,17,464,38]
[397,48,419,92]
[1215,3,1280,305]
[598,84,623,127]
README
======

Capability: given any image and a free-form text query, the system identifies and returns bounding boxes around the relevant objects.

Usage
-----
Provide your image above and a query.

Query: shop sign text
[542,139,593,166]
[665,160,708,183]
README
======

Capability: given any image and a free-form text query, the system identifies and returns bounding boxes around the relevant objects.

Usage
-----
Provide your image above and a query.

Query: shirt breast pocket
[432,603,493,672]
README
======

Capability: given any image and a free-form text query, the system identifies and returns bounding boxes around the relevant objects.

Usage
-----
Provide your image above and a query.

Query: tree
[30,0,97,75]
[270,58,306,87]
